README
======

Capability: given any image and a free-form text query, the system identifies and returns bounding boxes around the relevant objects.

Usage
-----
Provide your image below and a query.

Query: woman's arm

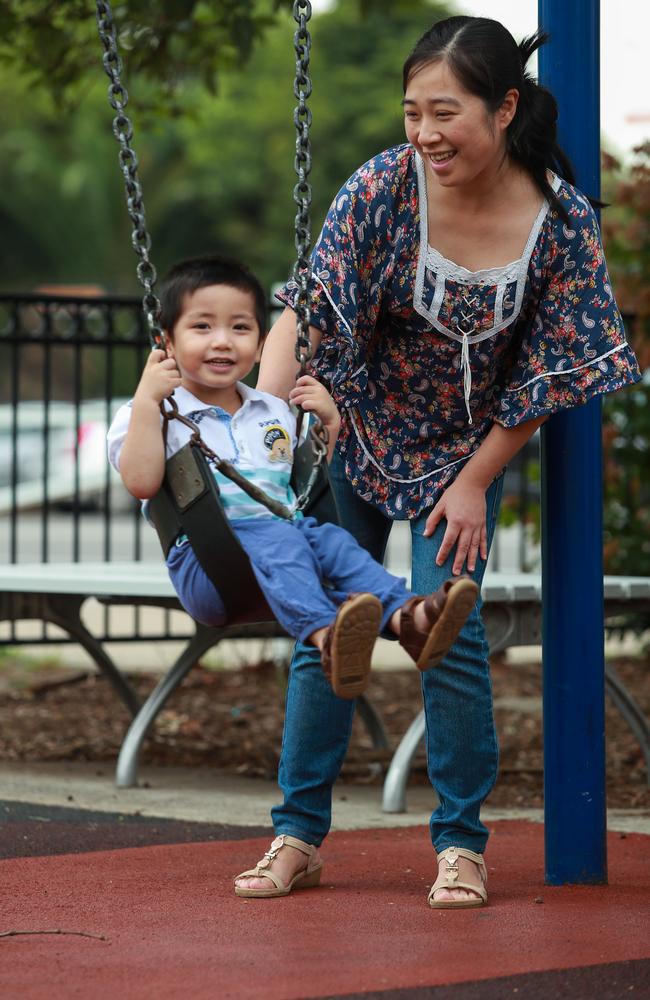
[257,307,322,401]
[425,415,548,575]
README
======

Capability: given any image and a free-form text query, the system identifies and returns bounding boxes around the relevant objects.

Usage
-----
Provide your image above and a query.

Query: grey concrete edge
[0,761,648,835]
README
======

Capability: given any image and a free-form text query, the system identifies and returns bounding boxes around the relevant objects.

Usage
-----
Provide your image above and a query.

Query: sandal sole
[416,578,479,671]
[428,896,486,909]
[330,594,382,699]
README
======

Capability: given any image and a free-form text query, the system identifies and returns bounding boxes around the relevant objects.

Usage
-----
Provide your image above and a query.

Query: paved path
[1,760,648,835]
[1,760,649,999]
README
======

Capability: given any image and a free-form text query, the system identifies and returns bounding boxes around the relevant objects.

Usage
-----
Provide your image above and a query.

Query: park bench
[0,563,648,808]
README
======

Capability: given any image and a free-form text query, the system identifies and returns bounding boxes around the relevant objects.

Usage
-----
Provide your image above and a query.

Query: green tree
[0,1,448,293]
[150,1,449,291]
[0,1,286,107]
[602,143,650,365]
[601,145,650,577]
[0,71,135,288]
[602,380,650,578]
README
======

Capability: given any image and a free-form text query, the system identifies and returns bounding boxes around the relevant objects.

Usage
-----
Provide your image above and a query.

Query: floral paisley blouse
[277,143,641,519]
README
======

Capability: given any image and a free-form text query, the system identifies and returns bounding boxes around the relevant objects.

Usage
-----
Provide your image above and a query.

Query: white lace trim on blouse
[413,153,561,423]
[424,245,521,286]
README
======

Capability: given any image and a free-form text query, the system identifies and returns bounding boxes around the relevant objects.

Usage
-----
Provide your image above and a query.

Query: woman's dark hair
[160,253,268,339]
[402,16,577,219]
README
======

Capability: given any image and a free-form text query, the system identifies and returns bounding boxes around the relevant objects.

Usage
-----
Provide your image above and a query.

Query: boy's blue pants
[166,515,411,642]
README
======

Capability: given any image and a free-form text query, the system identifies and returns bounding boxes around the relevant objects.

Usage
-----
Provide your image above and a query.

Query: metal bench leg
[381,664,650,815]
[381,709,425,813]
[116,625,219,788]
[605,664,650,786]
[356,693,389,750]
[47,595,141,716]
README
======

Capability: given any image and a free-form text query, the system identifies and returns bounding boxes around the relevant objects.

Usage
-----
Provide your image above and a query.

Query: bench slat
[2,563,650,603]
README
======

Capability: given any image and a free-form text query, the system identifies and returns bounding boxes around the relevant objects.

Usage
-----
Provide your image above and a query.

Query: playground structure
[539,0,609,884]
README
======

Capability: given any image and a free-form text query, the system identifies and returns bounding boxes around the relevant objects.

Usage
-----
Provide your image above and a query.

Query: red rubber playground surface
[1,817,649,999]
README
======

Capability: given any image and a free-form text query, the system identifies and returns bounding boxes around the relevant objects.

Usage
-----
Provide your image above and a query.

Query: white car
[0,399,133,513]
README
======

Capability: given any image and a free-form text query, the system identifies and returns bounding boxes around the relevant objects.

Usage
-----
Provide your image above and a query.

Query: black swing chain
[291,2,330,507]
[292,0,314,373]
[95,1,164,350]
[94,0,325,520]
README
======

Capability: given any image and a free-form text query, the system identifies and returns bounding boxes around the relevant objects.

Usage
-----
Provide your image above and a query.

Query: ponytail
[507,31,577,220]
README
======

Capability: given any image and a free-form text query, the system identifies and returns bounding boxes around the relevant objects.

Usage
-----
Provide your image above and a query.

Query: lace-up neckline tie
[460,334,473,425]
[458,294,477,426]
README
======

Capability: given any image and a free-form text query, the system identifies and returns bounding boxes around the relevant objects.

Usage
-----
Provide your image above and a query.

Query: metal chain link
[292,1,313,372]
[290,2,331,512]
[95,0,164,349]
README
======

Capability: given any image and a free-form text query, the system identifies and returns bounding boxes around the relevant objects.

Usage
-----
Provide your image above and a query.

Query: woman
[236,15,640,906]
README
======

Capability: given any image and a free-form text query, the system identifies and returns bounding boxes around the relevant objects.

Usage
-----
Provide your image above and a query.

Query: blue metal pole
[538,0,607,884]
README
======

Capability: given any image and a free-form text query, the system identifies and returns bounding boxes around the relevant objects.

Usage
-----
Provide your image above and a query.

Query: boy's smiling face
[166,283,262,409]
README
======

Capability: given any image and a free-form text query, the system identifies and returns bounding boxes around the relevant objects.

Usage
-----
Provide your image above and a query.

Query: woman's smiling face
[403,59,518,190]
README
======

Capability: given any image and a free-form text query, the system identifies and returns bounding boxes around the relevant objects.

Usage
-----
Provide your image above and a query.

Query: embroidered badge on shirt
[263,425,293,463]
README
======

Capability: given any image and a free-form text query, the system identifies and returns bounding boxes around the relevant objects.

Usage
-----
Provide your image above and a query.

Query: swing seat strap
[148,443,271,622]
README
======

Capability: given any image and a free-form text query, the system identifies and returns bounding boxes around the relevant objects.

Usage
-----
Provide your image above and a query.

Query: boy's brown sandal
[320,592,382,699]
[399,577,479,670]
[428,846,488,908]
[234,834,323,898]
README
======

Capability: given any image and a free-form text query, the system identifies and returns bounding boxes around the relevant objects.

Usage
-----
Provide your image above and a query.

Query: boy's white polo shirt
[107,383,299,520]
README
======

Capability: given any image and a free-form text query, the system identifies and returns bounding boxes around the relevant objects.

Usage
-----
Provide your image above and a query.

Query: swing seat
[148,438,339,625]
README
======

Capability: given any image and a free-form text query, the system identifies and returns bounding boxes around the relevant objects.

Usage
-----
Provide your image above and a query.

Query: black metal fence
[0,291,546,645]
[0,292,186,644]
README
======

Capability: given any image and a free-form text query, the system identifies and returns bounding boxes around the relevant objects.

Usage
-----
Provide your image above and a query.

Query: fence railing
[0,292,182,644]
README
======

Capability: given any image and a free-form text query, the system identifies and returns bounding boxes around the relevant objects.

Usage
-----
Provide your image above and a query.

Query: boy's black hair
[159,254,268,339]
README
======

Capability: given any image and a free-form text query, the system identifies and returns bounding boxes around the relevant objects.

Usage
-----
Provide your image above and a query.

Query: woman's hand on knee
[424,482,488,575]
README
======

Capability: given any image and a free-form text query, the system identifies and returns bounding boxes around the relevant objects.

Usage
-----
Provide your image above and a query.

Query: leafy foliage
[0,1,286,108]
[602,143,650,366]
[600,146,650,576]
[602,378,650,576]
[0,0,446,293]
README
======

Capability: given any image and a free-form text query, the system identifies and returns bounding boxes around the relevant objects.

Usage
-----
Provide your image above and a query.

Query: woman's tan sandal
[428,846,488,909]
[321,593,382,698]
[400,577,479,671]
[234,834,323,898]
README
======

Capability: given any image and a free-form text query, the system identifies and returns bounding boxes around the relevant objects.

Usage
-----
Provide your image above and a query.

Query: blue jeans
[271,451,504,855]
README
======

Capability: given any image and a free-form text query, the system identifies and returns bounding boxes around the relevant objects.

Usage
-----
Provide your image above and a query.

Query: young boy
[107,254,478,698]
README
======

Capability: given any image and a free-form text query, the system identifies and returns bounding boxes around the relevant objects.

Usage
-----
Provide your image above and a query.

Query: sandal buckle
[258,835,285,868]
[442,846,460,882]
